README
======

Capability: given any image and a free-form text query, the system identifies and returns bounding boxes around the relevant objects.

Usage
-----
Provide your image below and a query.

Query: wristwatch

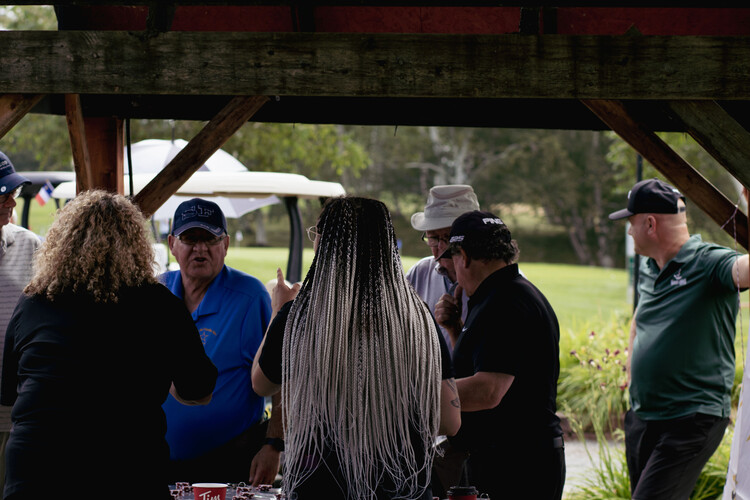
[264,437,285,452]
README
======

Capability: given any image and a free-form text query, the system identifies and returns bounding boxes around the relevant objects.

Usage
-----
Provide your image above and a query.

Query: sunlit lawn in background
[226,247,634,327]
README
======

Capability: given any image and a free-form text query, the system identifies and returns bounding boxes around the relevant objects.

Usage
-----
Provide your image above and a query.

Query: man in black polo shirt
[439,210,565,500]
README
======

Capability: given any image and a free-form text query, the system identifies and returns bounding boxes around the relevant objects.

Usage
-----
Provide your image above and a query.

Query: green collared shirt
[631,235,741,420]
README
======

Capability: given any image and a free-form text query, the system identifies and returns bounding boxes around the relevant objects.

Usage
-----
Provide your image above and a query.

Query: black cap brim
[608,208,634,221]
[438,247,453,260]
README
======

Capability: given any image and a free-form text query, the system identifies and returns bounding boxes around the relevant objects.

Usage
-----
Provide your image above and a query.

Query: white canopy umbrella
[123,138,248,174]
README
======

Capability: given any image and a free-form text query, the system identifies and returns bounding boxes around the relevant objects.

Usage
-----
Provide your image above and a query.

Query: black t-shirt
[0,284,217,499]
[450,263,562,451]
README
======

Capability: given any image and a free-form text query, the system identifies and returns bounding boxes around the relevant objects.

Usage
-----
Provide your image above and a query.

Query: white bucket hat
[411,185,480,231]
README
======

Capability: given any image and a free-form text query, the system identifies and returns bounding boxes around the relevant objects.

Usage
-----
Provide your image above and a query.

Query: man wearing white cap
[407,185,479,350]
[0,151,40,493]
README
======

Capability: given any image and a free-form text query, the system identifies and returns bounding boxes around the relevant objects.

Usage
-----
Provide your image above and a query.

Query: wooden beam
[1,31,750,100]
[0,94,44,140]
[82,117,124,194]
[133,95,268,218]
[582,98,749,249]
[64,94,94,192]
[665,100,750,189]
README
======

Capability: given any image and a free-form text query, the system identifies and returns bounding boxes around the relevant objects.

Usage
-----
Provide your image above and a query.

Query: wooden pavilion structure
[1,2,750,248]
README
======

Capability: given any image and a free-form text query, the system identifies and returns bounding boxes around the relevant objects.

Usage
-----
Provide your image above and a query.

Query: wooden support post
[64,94,94,192]
[0,94,44,141]
[582,98,749,250]
[82,116,124,194]
[134,95,268,218]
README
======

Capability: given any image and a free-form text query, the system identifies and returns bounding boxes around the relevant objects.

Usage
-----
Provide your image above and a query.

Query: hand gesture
[272,268,301,314]
[435,285,464,347]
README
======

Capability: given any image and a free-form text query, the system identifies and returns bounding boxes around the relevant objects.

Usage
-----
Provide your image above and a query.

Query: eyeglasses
[421,233,450,248]
[0,187,22,205]
[176,234,227,247]
[306,226,320,243]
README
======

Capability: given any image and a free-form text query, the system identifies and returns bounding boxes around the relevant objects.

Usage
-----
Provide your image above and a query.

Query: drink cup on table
[447,485,479,500]
[192,482,228,500]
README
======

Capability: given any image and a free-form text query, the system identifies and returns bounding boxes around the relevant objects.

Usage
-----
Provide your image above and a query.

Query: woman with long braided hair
[253,196,460,500]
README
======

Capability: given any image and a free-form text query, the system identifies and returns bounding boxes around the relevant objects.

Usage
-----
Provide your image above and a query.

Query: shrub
[558,315,631,435]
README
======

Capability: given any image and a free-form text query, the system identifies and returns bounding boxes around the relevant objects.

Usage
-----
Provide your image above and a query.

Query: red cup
[447,485,478,500]
[192,483,228,500]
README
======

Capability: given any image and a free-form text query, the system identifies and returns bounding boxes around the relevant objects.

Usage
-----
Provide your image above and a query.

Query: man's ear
[167,234,176,253]
[459,247,471,268]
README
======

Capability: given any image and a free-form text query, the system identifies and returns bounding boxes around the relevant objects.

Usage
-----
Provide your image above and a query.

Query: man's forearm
[455,371,514,412]
[266,393,283,439]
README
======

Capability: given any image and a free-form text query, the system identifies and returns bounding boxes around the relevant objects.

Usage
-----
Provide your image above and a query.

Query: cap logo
[627,189,632,199]
[482,217,504,225]
[449,235,464,243]
[0,187,5,193]
[181,204,214,221]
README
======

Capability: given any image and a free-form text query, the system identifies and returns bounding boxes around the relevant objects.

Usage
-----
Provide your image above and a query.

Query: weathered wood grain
[0,94,44,140]
[1,31,749,100]
[666,101,750,190]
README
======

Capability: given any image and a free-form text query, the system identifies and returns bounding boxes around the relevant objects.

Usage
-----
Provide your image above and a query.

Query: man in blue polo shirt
[609,178,749,500]
[161,198,283,485]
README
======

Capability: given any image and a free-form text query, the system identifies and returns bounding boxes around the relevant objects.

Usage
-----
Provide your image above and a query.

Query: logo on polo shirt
[670,270,687,287]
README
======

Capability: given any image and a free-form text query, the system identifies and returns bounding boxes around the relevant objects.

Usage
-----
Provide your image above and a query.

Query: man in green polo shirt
[609,178,749,500]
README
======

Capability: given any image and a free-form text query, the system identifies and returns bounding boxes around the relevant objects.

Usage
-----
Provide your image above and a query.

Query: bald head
[628,199,689,269]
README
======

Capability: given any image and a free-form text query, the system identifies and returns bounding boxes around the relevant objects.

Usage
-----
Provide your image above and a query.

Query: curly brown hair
[25,189,158,302]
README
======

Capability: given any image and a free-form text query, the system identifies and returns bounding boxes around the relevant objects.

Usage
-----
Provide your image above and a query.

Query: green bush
[557,315,631,434]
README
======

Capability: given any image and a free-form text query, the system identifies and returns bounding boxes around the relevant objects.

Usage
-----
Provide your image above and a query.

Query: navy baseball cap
[438,210,510,259]
[609,178,686,220]
[171,198,227,237]
[0,151,30,196]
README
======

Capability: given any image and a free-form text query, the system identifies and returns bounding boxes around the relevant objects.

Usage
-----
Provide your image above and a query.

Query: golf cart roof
[52,170,346,201]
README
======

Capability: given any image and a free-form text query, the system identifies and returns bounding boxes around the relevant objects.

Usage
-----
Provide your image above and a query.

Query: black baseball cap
[608,178,686,220]
[0,151,30,196]
[438,210,509,259]
[171,198,227,237]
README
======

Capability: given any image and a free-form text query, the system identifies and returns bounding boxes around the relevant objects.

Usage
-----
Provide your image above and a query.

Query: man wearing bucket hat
[0,151,40,493]
[161,198,283,486]
[609,178,749,499]
[440,210,565,500]
[407,185,479,498]
[407,185,479,349]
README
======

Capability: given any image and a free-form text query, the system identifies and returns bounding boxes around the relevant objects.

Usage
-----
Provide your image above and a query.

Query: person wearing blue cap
[609,178,749,499]
[439,210,565,500]
[160,198,283,486]
[0,151,40,494]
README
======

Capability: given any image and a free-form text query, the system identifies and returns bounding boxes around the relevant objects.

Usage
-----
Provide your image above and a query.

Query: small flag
[35,181,54,206]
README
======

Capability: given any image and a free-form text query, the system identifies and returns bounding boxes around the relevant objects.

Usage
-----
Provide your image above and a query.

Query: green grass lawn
[225,246,634,328]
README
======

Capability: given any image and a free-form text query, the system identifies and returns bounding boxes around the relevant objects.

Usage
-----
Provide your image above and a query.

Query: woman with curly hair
[0,190,217,500]
[252,196,460,500]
